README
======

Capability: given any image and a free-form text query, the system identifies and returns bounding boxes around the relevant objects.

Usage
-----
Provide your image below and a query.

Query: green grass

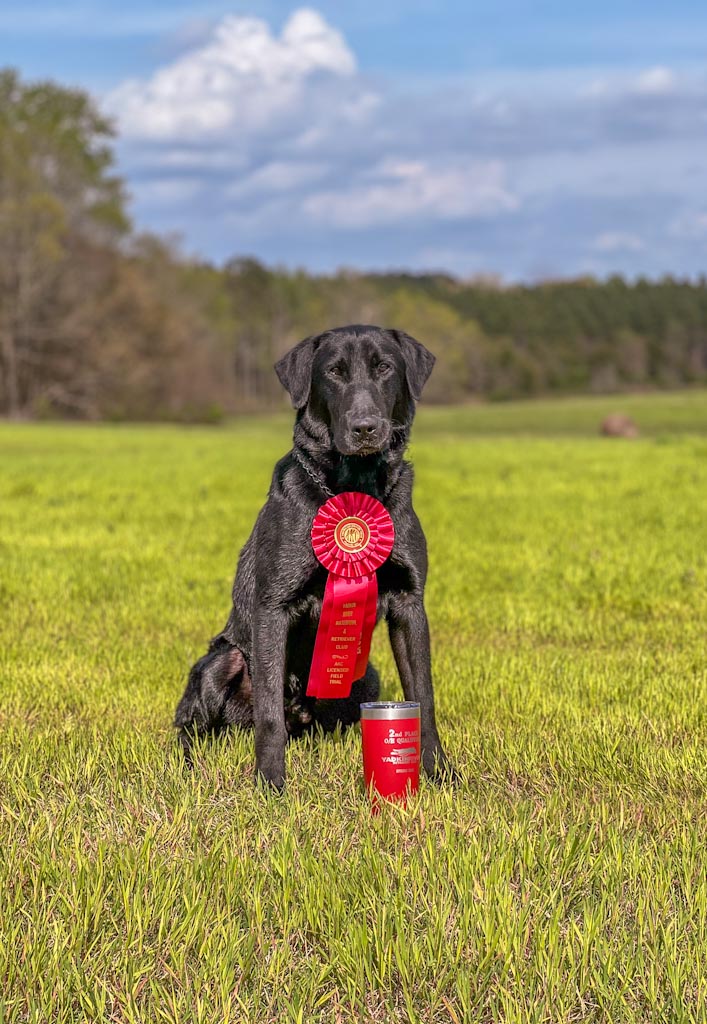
[1,390,707,1023]
[416,386,707,436]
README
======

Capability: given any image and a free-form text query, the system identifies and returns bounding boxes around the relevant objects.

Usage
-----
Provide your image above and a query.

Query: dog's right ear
[274,334,319,409]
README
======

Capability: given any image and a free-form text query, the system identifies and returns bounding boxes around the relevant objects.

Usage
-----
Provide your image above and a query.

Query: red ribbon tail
[307,573,375,699]
[353,572,378,680]
[307,573,336,698]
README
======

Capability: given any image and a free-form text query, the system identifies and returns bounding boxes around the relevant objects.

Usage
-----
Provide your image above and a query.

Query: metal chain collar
[291,446,402,504]
[292,447,335,498]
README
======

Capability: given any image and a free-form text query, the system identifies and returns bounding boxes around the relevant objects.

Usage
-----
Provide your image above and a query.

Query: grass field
[2,390,707,1023]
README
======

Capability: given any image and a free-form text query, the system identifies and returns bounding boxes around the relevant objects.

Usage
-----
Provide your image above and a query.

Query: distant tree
[0,69,128,416]
[615,329,649,384]
[381,289,480,402]
[224,258,288,407]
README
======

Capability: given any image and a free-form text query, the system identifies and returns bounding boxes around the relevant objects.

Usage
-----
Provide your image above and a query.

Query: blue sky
[4,1,707,280]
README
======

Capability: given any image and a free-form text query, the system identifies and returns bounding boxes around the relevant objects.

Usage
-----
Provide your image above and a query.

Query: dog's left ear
[275,334,319,408]
[390,329,436,401]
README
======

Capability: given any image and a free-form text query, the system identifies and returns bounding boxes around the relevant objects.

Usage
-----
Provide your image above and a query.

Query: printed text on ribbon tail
[306,573,373,699]
[353,572,378,680]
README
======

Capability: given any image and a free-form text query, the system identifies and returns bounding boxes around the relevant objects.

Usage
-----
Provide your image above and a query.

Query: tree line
[1,70,707,421]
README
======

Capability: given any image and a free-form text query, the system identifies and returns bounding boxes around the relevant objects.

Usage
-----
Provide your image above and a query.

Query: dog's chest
[290,557,414,627]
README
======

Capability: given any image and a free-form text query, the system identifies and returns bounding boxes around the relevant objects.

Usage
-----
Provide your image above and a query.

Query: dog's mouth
[351,442,382,456]
[336,446,381,457]
[336,433,391,458]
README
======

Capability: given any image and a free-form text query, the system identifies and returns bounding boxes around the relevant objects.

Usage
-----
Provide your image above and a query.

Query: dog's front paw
[422,747,460,786]
[254,765,286,794]
[176,727,197,770]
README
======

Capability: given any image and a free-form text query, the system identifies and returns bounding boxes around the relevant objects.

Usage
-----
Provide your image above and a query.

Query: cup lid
[360,701,421,719]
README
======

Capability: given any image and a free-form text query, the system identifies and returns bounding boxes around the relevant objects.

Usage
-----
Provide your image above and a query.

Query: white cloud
[669,210,707,239]
[582,65,677,100]
[147,148,248,172]
[107,8,356,139]
[133,178,202,203]
[414,245,494,277]
[632,66,675,96]
[302,158,518,227]
[592,231,645,253]
[581,78,610,99]
[104,11,707,278]
[226,160,328,198]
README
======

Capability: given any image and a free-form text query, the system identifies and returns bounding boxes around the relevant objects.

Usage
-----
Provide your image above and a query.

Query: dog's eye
[375,361,392,374]
[328,365,345,378]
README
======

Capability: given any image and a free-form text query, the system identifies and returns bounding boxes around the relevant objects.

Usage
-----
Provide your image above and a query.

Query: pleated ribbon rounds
[307,492,395,699]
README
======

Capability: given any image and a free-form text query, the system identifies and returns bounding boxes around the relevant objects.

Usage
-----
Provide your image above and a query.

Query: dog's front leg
[252,603,289,791]
[388,594,456,783]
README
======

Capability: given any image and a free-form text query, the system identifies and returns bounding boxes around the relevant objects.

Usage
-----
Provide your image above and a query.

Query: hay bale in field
[600,413,639,438]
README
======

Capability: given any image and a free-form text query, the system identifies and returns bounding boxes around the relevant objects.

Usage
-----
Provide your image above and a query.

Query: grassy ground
[1,390,707,1023]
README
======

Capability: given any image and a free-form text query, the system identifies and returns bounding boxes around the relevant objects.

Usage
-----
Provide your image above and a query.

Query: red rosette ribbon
[307,492,394,699]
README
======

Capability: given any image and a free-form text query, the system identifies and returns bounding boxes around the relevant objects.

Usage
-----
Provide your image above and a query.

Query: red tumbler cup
[360,701,421,809]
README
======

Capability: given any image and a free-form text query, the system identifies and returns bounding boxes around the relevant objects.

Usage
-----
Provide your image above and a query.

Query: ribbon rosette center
[307,492,394,699]
[334,516,370,553]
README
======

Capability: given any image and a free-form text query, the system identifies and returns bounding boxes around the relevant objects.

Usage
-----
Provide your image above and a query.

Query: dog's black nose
[351,419,378,440]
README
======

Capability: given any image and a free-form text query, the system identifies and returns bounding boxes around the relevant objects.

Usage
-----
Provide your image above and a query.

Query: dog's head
[275,325,435,456]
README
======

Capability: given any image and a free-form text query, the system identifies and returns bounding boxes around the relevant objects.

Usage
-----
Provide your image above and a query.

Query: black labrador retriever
[175,324,454,790]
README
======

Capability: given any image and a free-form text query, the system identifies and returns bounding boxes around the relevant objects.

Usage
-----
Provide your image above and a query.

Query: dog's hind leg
[174,639,253,764]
